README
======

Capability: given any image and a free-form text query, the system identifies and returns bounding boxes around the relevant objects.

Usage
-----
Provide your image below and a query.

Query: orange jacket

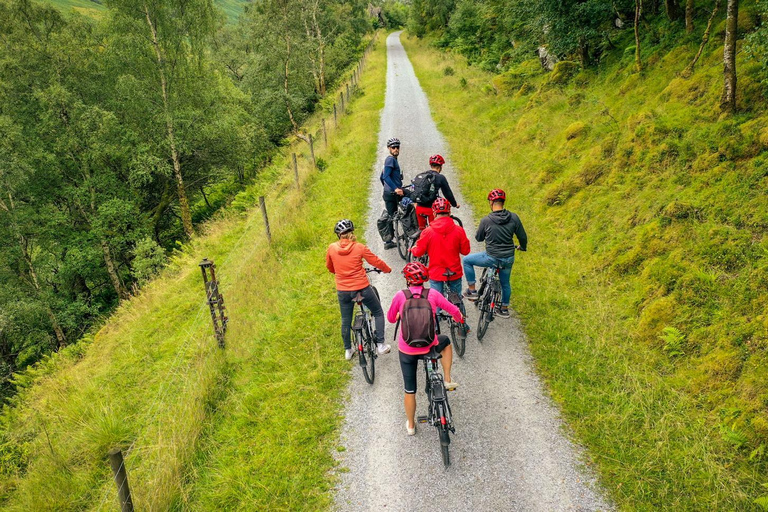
[326,239,392,291]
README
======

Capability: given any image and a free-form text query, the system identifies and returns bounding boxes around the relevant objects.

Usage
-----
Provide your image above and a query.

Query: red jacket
[326,239,391,291]
[411,216,470,281]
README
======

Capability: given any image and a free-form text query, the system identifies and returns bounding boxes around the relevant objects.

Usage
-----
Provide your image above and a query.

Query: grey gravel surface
[333,32,611,512]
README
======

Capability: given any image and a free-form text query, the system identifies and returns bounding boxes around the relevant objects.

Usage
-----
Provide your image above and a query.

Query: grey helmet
[334,219,354,237]
[386,137,400,148]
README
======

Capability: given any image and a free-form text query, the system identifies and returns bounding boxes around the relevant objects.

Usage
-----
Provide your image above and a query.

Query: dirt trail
[333,31,610,511]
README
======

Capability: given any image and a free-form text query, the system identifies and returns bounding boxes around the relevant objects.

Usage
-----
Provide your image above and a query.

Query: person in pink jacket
[387,261,464,436]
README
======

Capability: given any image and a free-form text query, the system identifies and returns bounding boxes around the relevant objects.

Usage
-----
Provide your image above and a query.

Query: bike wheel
[450,321,466,357]
[362,339,375,384]
[395,220,408,260]
[440,431,451,467]
[477,301,491,341]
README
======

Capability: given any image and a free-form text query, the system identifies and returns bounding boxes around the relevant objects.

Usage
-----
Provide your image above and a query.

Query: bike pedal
[417,416,428,424]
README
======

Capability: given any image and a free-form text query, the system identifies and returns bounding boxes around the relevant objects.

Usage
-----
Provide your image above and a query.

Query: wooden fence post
[333,103,338,127]
[346,83,350,103]
[309,134,317,170]
[109,449,135,512]
[259,196,271,243]
[321,118,327,148]
[292,152,299,189]
[199,258,228,348]
[340,91,345,113]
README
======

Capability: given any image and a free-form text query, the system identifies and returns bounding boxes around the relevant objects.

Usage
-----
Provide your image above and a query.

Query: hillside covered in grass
[0,35,385,510]
[403,4,768,509]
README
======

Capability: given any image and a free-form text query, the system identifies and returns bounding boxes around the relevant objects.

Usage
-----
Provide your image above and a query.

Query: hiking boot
[497,307,510,319]
[383,241,397,249]
[376,343,391,355]
[345,349,354,360]
[464,289,478,302]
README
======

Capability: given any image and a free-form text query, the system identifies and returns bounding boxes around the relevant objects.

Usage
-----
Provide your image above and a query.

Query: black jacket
[475,209,527,258]
[415,171,457,207]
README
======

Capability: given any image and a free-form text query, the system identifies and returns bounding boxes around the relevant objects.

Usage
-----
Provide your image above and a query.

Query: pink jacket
[387,286,463,355]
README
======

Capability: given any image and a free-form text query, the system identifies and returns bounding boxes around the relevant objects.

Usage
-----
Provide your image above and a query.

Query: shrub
[132,237,166,285]
[443,66,455,76]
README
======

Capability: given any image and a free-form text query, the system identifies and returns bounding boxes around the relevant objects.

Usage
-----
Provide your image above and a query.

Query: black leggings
[383,192,400,217]
[337,286,385,349]
[399,335,451,394]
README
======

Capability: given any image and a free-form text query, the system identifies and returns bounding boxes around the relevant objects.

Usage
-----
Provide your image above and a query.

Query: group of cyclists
[325,136,527,436]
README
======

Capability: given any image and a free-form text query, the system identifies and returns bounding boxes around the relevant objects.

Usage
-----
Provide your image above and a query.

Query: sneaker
[345,349,354,360]
[376,343,391,355]
[406,420,416,436]
[497,307,510,319]
[445,381,458,391]
[464,289,478,302]
[383,241,397,249]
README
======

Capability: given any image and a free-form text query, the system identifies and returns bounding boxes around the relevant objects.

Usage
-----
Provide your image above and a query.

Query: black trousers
[337,286,385,349]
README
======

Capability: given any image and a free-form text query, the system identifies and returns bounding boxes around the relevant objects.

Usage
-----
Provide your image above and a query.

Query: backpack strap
[395,289,410,341]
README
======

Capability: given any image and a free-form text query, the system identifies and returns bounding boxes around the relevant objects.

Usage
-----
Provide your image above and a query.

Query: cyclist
[326,219,392,360]
[412,154,459,230]
[463,189,527,319]
[380,137,403,249]
[410,198,470,300]
[387,262,463,436]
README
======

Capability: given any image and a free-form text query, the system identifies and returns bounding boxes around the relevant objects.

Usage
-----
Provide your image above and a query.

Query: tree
[721,0,738,112]
[635,0,643,72]
[686,0,695,32]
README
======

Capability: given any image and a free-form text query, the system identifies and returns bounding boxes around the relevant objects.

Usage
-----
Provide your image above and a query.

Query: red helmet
[429,154,445,166]
[432,197,451,214]
[402,261,429,285]
[488,189,506,202]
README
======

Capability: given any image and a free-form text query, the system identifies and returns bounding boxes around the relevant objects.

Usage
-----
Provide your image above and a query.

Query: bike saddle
[409,231,422,240]
[420,347,443,360]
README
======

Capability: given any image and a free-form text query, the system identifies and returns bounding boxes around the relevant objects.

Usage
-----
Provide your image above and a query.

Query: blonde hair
[339,232,357,242]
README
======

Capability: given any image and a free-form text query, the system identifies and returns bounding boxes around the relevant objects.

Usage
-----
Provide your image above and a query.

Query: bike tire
[362,340,375,384]
[395,220,408,261]
[450,321,466,357]
[440,431,451,467]
[477,306,490,341]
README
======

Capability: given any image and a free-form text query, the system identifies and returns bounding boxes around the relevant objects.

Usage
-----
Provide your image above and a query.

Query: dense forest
[0,0,373,400]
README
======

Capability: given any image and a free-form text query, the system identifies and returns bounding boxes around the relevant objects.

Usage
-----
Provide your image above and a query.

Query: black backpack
[411,171,439,204]
[396,289,434,348]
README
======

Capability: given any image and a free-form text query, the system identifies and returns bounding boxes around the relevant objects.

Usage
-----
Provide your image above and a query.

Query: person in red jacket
[326,219,392,360]
[410,198,470,301]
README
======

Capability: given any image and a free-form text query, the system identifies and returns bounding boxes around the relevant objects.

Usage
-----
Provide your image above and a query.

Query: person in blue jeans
[463,189,527,318]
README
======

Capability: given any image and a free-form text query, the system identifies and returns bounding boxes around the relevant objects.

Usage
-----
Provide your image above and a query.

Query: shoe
[406,420,416,436]
[445,381,458,391]
[376,343,391,355]
[464,289,478,302]
[497,307,510,319]
[384,241,397,249]
[345,349,354,360]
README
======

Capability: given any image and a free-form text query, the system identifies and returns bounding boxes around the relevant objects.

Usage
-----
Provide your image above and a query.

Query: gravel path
[333,32,611,512]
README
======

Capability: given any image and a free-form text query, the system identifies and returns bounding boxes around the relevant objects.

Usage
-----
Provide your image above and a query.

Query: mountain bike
[417,346,455,467]
[392,207,410,261]
[352,268,382,384]
[435,270,468,357]
[474,265,502,342]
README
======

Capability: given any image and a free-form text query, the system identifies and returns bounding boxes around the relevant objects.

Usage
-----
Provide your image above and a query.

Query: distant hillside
[41,0,250,22]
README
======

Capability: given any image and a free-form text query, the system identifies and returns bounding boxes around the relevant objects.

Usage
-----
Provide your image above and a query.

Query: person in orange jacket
[326,219,393,360]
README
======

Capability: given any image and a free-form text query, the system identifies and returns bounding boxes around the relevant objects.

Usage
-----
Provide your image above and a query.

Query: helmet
[402,261,429,285]
[334,219,354,236]
[432,197,451,214]
[488,189,506,202]
[386,137,400,148]
[429,154,445,166]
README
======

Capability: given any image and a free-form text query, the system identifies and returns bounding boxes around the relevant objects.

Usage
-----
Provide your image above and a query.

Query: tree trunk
[686,0,695,32]
[578,39,590,67]
[666,0,682,19]
[720,0,738,112]
[311,0,326,96]
[635,0,643,72]
[200,186,211,208]
[683,0,719,77]
[144,4,194,238]
[101,239,128,299]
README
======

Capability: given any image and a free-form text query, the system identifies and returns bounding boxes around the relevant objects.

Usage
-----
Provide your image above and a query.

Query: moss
[636,295,680,341]
[547,61,580,85]
[564,120,588,140]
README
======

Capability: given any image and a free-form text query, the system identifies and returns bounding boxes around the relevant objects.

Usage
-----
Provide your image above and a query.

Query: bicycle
[416,346,455,467]
[392,206,410,261]
[351,268,382,384]
[435,270,468,357]
[474,265,502,342]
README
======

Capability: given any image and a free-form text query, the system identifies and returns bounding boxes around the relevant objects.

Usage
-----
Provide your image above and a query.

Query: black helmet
[334,219,354,236]
[386,137,400,148]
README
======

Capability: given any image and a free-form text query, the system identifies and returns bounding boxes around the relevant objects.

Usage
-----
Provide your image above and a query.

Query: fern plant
[659,326,685,358]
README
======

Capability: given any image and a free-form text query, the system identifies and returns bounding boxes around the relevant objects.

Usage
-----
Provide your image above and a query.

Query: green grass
[0,34,386,511]
[38,0,250,22]
[403,24,768,511]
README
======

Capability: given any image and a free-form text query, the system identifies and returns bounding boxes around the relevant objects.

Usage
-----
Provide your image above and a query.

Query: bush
[131,237,166,285]
[443,66,455,76]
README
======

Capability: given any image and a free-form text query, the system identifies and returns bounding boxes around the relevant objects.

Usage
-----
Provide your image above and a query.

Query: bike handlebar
[365,268,383,274]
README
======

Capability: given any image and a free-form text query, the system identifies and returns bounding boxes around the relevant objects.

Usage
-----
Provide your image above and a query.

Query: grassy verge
[402,29,768,511]
[0,35,386,511]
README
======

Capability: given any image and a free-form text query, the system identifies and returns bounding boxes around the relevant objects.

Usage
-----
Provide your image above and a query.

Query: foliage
[403,20,768,508]
[746,0,768,96]
[381,0,409,28]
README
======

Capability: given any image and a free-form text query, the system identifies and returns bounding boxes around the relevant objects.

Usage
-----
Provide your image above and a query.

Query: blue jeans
[463,252,514,306]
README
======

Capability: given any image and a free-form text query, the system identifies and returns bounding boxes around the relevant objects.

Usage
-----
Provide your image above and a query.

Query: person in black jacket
[413,154,459,230]
[463,189,527,318]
